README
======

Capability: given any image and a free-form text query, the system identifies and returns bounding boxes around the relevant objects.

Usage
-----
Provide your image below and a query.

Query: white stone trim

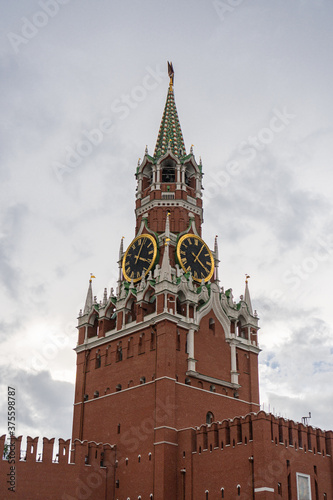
[186,371,240,390]
[175,381,259,406]
[135,199,202,220]
[154,426,177,431]
[254,487,275,493]
[196,283,231,338]
[73,376,177,404]
[75,311,198,353]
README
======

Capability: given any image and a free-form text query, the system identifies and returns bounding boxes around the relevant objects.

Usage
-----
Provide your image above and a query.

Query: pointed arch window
[127,337,133,358]
[95,350,101,369]
[116,342,123,362]
[139,333,145,354]
[206,412,214,425]
[106,345,111,365]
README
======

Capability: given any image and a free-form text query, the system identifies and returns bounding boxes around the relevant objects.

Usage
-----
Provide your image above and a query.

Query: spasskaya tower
[72,61,261,499]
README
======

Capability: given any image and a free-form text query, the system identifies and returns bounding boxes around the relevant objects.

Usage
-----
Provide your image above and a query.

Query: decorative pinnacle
[245,274,250,284]
[89,273,96,283]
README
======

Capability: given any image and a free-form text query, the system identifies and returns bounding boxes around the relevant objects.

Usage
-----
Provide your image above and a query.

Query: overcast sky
[1,0,332,448]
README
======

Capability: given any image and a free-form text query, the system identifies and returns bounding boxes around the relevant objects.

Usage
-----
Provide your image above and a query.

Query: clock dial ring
[176,234,214,283]
[122,233,157,283]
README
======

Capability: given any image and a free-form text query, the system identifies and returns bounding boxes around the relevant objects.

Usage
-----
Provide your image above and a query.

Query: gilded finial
[89,273,96,283]
[245,274,250,283]
[168,61,174,88]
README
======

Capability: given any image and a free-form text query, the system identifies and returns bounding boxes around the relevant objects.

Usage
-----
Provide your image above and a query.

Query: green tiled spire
[154,62,186,158]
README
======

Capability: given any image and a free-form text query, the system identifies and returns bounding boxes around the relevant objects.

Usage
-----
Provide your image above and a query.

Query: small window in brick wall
[127,337,134,357]
[139,333,145,354]
[150,331,156,350]
[206,412,214,424]
[95,351,101,369]
[209,318,215,335]
[106,345,111,365]
[116,342,123,362]
[94,391,99,398]
[176,331,181,350]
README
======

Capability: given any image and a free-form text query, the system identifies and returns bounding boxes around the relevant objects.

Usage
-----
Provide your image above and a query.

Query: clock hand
[138,257,149,262]
[135,239,145,263]
[196,257,209,274]
[191,252,209,274]
[194,244,204,263]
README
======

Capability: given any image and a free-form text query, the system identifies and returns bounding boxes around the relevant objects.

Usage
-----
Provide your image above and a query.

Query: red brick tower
[72,62,261,499]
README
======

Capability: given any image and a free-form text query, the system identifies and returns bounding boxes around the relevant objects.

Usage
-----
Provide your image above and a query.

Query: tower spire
[154,61,186,158]
[83,277,93,314]
[244,275,253,315]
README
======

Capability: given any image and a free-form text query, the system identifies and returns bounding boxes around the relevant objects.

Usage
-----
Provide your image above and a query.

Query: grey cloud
[0,368,74,439]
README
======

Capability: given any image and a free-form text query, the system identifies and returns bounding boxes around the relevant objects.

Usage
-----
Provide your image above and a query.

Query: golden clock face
[122,234,157,283]
[176,234,214,283]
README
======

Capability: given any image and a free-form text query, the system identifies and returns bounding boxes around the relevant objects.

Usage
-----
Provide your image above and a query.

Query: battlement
[179,411,333,457]
[0,434,116,467]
